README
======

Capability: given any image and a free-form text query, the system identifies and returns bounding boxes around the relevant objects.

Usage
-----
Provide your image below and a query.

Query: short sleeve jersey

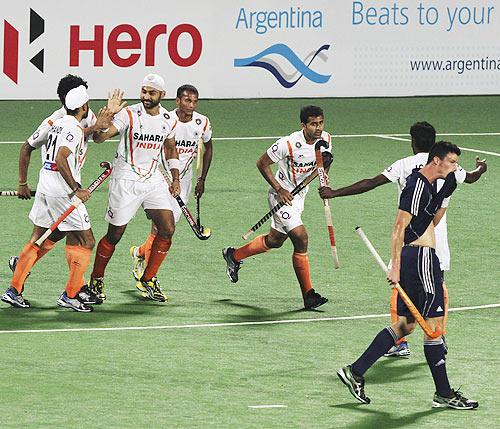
[399,169,457,244]
[266,130,332,196]
[111,103,177,182]
[382,152,466,195]
[36,115,86,197]
[161,110,212,180]
[27,106,96,150]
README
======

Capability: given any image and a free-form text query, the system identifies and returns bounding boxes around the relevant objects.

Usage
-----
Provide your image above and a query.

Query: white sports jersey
[112,103,177,182]
[28,106,96,149]
[163,110,212,180]
[36,115,86,197]
[267,130,332,197]
[382,152,467,271]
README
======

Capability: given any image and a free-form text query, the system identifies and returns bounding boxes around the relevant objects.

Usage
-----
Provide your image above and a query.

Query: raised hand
[107,89,127,115]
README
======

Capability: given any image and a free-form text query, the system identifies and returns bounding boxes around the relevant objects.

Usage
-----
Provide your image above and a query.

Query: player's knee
[266,236,284,248]
[157,225,175,239]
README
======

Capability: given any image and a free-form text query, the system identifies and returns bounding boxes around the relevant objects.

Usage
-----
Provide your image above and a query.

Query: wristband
[167,158,180,171]
[18,181,28,186]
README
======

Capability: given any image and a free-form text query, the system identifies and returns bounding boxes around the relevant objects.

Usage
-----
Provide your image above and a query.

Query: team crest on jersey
[66,133,74,142]
[164,113,170,120]
[295,142,302,148]
[195,118,202,125]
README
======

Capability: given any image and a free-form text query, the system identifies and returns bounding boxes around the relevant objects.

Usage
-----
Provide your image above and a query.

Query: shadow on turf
[214,298,323,322]
[365,359,428,385]
[330,403,445,429]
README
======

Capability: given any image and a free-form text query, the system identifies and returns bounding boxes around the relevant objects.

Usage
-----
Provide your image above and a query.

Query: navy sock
[424,340,452,397]
[352,327,397,377]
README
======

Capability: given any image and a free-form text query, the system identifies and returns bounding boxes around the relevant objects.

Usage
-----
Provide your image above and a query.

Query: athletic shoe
[130,246,145,281]
[140,277,168,302]
[337,365,371,404]
[303,289,328,310]
[78,285,103,305]
[442,335,448,355]
[89,277,106,301]
[1,287,30,308]
[222,247,242,283]
[384,341,411,358]
[432,389,478,410]
[56,291,93,312]
[8,255,31,279]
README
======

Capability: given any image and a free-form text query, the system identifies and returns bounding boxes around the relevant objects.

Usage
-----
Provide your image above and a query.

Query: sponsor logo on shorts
[281,211,291,220]
[107,208,114,218]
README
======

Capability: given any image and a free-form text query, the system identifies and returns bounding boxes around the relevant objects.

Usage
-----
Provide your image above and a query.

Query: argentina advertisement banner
[1,0,499,99]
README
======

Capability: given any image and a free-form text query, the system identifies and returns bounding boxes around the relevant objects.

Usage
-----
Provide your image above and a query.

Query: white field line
[375,134,500,157]
[0,131,499,144]
[0,303,497,335]
[248,405,288,409]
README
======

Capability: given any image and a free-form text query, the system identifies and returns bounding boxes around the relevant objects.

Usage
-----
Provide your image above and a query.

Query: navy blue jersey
[399,169,457,244]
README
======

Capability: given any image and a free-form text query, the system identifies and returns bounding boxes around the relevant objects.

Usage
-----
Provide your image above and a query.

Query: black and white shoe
[57,291,93,312]
[304,289,328,310]
[337,365,371,404]
[78,285,103,305]
[9,255,31,278]
[222,247,242,283]
[432,389,478,410]
[1,287,30,308]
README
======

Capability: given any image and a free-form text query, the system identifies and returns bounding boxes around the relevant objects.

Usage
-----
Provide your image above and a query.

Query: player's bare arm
[319,173,390,199]
[433,207,447,226]
[164,136,180,197]
[93,122,119,143]
[388,209,412,286]
[55,146,90,203]
[256,152,293,205]
[195,139,213,198]
[17,142,37,199]
[464,156,487,183]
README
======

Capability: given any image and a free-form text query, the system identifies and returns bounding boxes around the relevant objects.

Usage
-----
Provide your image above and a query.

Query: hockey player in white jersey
[2,85,108,312]
[318,121,487,357]
[130,84,213,290]
[89,74,180,303]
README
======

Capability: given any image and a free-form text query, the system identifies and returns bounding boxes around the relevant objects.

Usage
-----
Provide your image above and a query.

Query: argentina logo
[234,43,331,88]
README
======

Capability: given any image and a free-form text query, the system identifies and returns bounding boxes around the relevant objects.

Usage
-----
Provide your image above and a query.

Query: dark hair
[176,84,199,98]
[300,105,323,124]
[410,121,436,152]
[57,74,88,105]
[426,141,461,164]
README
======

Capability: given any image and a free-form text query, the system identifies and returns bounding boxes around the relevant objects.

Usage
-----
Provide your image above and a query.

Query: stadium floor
[0,96,498,428]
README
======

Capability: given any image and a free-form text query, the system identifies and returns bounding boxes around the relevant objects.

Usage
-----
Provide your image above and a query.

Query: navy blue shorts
[397,245,444,322]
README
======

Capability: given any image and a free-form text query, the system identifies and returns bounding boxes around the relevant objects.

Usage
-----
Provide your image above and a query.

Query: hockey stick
[196,138,203,229]
[160,166,211,240]
[242,168,319,240]
[315,140,340,269]
[0,190,36,196]
[34,162,113,247]
[355,226,442,339]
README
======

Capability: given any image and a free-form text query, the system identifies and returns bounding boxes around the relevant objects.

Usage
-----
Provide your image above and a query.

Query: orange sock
[10,242,39,293]
[390,288,407,345]
[138,233,156,265]
[292,252,313,298]
[65,245,91,298]
[34,239,56,265]
[91,236,115,279]
[443,283,449,335]
[142,236,171,281]
[233,235,269,262]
